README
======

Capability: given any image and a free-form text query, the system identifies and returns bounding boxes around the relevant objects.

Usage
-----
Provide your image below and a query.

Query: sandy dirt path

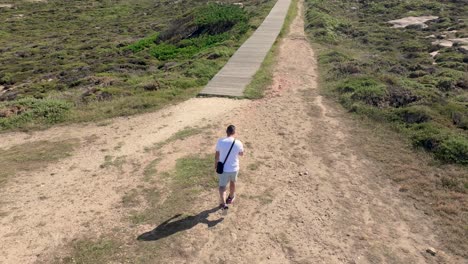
[177,2,462,263]
[0,1,464,263]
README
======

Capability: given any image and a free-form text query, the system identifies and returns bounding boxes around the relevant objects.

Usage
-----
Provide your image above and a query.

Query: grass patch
[244,0,298,98]
[58,239,120,264]
[0,139,78,187]
[131,154,216,224]
[99,155,126,170]
[149,126,206,152]
[143,158,160,182]
[121,189,140,208]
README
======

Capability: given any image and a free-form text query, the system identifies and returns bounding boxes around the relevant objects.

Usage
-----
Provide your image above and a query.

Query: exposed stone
[449,38,468,46]
[426,247,437,256]
[459,46,468,54]
[388,16,438,29]
[431,39,453,47]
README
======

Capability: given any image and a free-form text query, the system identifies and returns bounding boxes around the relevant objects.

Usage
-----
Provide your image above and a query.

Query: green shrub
[306,9,343,42]
[149,43,178,60]
[337,77,387,106]
[437,77,457,91]
[195,3,247,34]
[0,98,71,129]
[0,72,15,85]
[126,33,159,52]
[435,51,466,63]
[409,123,447,151]
[185,60,220,80]
[318,50,351,64]
[396,105,433,124]
[400,40,429,52]
[436,136,468,165]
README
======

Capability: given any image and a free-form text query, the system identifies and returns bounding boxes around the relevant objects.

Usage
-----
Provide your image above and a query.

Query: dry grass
[0,139,78,187]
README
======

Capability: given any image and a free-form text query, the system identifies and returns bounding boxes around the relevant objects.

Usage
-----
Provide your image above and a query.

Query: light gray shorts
[218,171,238,187]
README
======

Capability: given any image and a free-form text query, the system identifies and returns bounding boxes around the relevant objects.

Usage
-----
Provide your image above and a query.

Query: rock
[426,247,437,256]
[233,2,244,8]
[304,171,309,176]
[449,38,468,46]
[459,46,468,54]
[432,39,453,47]
[299,172,303,176]
[388,16,438,29]
[399,187,409,192]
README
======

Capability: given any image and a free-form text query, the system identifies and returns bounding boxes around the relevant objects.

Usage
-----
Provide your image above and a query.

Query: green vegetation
[99,155,127,170]
[130,154,216,225]
[0,139,78,187]
[147,125,208,152]
[0,0,275,131]
[59,239,120,264]
[143,158,160,181]
[305,0,468,165]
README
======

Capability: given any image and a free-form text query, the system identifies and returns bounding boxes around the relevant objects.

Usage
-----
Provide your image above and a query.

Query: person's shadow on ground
[137,207,223,241]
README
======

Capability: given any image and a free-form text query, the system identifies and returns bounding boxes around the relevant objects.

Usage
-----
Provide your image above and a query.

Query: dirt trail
[183,2,461,263]
[0,98,248,263]
[0,1,464,263]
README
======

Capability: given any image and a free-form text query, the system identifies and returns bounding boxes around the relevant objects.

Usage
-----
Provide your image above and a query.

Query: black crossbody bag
[216,139,236,174]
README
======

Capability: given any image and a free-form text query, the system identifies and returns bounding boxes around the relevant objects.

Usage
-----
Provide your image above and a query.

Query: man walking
[215,125,244,210]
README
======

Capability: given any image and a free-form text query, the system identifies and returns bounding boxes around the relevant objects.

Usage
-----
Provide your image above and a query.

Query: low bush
[409,123,448,151]
[305,8,343,43]
[436,136,468,165]
[126,34,159,53]
[396,105,433,124]
[337,77,387,106]
[194,3,248,35]
[0,98,71,129]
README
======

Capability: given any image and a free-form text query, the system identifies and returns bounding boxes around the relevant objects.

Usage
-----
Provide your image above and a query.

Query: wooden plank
[199,0,291,97]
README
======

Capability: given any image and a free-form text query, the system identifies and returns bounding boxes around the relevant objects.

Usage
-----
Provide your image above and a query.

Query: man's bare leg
[229,181,236,199]
[219,186,227,205]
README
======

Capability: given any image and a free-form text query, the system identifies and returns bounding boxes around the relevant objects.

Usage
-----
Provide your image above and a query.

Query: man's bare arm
[215,151,220,169]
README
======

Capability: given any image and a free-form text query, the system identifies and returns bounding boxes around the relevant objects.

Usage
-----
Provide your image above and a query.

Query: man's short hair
[226,125,236,135]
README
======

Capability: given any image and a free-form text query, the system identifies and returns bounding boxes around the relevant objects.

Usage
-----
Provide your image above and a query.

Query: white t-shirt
[216,137,244,172]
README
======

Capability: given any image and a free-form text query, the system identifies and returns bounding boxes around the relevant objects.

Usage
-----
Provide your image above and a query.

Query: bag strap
[223,139,236,164]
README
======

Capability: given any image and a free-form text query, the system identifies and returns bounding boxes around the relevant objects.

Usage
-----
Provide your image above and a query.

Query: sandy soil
[0,98,248,263]
[0,1,465,263]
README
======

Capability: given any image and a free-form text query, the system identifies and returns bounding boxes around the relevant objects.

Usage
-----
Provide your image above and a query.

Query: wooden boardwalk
[199,0,291,97]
